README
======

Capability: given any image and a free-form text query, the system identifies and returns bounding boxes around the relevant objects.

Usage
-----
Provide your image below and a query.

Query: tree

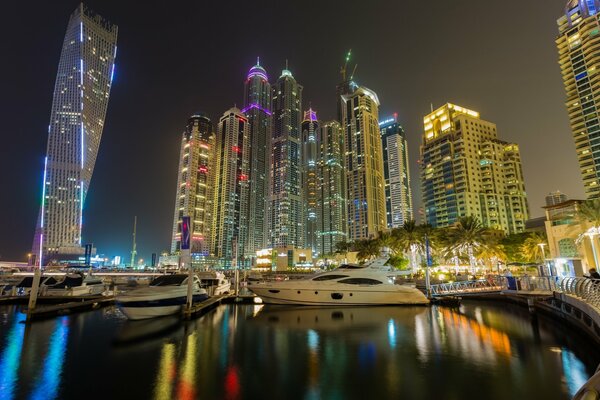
[576,199,600,268]
[393,220,426,272]
[376,230,400,255]
[477,241,507,272]
[355,239,380,262]
[334,240,352,262]
[520,232,548,263]
[445,216,493,273]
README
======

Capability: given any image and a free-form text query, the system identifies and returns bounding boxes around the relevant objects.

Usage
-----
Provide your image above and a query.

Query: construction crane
[340,49,352,81]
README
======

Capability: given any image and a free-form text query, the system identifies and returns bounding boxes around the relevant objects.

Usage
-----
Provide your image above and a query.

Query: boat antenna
[130,216,137,268]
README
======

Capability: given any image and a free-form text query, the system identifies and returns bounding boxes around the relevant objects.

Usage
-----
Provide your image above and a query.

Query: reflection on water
[0,301,598,399]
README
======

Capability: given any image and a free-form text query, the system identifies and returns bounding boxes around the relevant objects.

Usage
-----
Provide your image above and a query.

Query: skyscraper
[557,0,600,198]
[212,108,250,267]
[170,113,215,257]
[301,108,319,254]
[342,86,387,241]
[546,190,569,206]
[32,4,118,265]
[421,103,529,233]
[380,114,413,228]
[317,120,347,255]
[242,60,272,257]
[270,66,304,248]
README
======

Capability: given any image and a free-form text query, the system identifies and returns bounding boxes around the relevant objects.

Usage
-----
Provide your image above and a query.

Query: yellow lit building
[254,247,313,271]
[342,86,387,241]
[557,0,600,198]
[420,103,529,233]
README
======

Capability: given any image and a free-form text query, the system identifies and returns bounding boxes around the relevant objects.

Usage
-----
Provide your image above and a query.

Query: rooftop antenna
[340,49,352,81]
[285,59,289,70]
[256,56,260,66]
[130,216,137,268]
[430,103,434,112]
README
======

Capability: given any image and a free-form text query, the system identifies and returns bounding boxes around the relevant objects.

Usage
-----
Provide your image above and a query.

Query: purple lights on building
[247,58,269,81]
[303,108,318,122]
[242,103,272,116]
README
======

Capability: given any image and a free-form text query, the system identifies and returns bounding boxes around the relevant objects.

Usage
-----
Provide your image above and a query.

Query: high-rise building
[421,103,529,233]
[242,59,272,257]
[212,108,250,267]
[317,121,347,255]
[546,190,569,206]
[342,86,387,241]
[380,114,413,228]
[557,0,600,198]
[32,4,118,265]
[170,113,215,256]
[302,108,319,254]
[270,67,304,248]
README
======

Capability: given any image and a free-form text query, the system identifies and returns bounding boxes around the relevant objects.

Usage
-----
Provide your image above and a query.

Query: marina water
[0,301,598,399]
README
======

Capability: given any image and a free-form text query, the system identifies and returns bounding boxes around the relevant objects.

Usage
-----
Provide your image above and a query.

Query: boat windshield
[338,278,383,285]
[150,275,187,286]
[312,275,350,281]
[52,276,84,288]
[337,264,364,269]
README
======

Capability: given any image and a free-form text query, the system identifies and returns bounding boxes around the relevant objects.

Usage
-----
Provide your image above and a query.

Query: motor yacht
[248,258,429,306]
[196,271,231,296]
[44,272,105,296]
[5,276,59,296]
[116,274,208,320]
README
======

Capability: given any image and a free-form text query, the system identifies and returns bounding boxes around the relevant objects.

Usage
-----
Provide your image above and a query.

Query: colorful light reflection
[0,313,26,400]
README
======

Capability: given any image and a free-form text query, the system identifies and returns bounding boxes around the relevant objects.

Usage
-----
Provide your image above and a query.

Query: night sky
[0,0,580,262]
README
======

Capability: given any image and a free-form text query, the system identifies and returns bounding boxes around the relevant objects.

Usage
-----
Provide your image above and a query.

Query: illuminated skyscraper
[421,103,529,233]
[301,108,319,254]
[212,108,250,267]
[342,86,387,241]
[557,0,600,198]
[270,67,304,248]
[170,113,215,256]
[317,120,347,255]
[380,114,413,228]
[242,60,271,257]
[32,4,118,265]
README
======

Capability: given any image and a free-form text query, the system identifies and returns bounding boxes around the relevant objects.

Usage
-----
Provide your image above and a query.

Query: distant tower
[302,108,319,254]
[32,4,118,265]
[557,0,600,198]
[317,121,347,255]
[212,108,250,267]
[336,50,358,123]
[421,103,529,233]
[242,59,272,257]
[546,190,568,206]
[170,113,215,256]
[342,86,387,241]
[380,114,413,228]
[270,66,304,248]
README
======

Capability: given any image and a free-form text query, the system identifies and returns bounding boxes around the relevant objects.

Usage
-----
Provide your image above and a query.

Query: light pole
[538,243,547,275]
[585,228,600,270]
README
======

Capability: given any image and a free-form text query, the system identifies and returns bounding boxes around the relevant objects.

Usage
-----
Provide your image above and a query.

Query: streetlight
[538,243,548,276]
[585,227,600,270]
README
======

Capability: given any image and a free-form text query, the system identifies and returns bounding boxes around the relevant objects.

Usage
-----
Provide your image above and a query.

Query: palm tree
[477,241,507,272]
[520,232,548,264]
[334,240,352,263]
[393,220,426,273]
[355,239,380,262]
[445,216,493,273]
[376,230,399,256]
[576,199,600,268]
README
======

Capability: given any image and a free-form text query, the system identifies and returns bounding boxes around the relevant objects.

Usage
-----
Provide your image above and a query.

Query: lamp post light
[538,242,548,276]
[585,228,600,270]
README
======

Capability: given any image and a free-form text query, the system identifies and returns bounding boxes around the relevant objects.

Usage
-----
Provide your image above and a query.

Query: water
[0,301,598,400]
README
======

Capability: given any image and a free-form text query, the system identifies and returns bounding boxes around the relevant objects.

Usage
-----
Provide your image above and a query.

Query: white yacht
[248,258,429,306]
[44,272,105,296]
[196,271,231,296]
[116,274,208,320]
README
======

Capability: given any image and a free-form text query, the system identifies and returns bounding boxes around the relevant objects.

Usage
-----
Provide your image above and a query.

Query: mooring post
[27,267,42,322]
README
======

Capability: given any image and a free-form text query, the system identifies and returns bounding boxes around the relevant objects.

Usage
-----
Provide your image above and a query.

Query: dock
[23,296,115,321]
[183,294,257,319]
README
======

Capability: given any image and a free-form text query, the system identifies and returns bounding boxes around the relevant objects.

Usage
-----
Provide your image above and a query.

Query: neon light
[113,45,117,60]
[247,66,268,81]
[40,157,48,228]
[81,122,84,169]
[303,108,317,122]
[80,180,84,245]
[241,103,272,116]
[38,234,43,268]
[110,63,115,84]
[80,59,83,87]
[80,21,83,42]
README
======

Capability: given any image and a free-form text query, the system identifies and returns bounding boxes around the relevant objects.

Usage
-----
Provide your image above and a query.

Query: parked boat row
[0,272,105,297]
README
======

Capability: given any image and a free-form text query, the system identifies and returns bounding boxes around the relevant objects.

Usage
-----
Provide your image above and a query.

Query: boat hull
[117,293,209,320]
[249,286,429,306]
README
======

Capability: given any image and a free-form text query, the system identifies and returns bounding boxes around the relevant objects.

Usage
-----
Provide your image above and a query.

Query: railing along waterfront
[429,278,504,296]
[557,277,600,309]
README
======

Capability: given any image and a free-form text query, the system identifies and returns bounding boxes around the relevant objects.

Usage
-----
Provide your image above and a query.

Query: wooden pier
[24,296,115,321]
[182,294,257,319]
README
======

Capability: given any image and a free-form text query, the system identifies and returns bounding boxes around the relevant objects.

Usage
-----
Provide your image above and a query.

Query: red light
[239,174,248,181]
[232,146,241,153]
[199,166,208,173]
